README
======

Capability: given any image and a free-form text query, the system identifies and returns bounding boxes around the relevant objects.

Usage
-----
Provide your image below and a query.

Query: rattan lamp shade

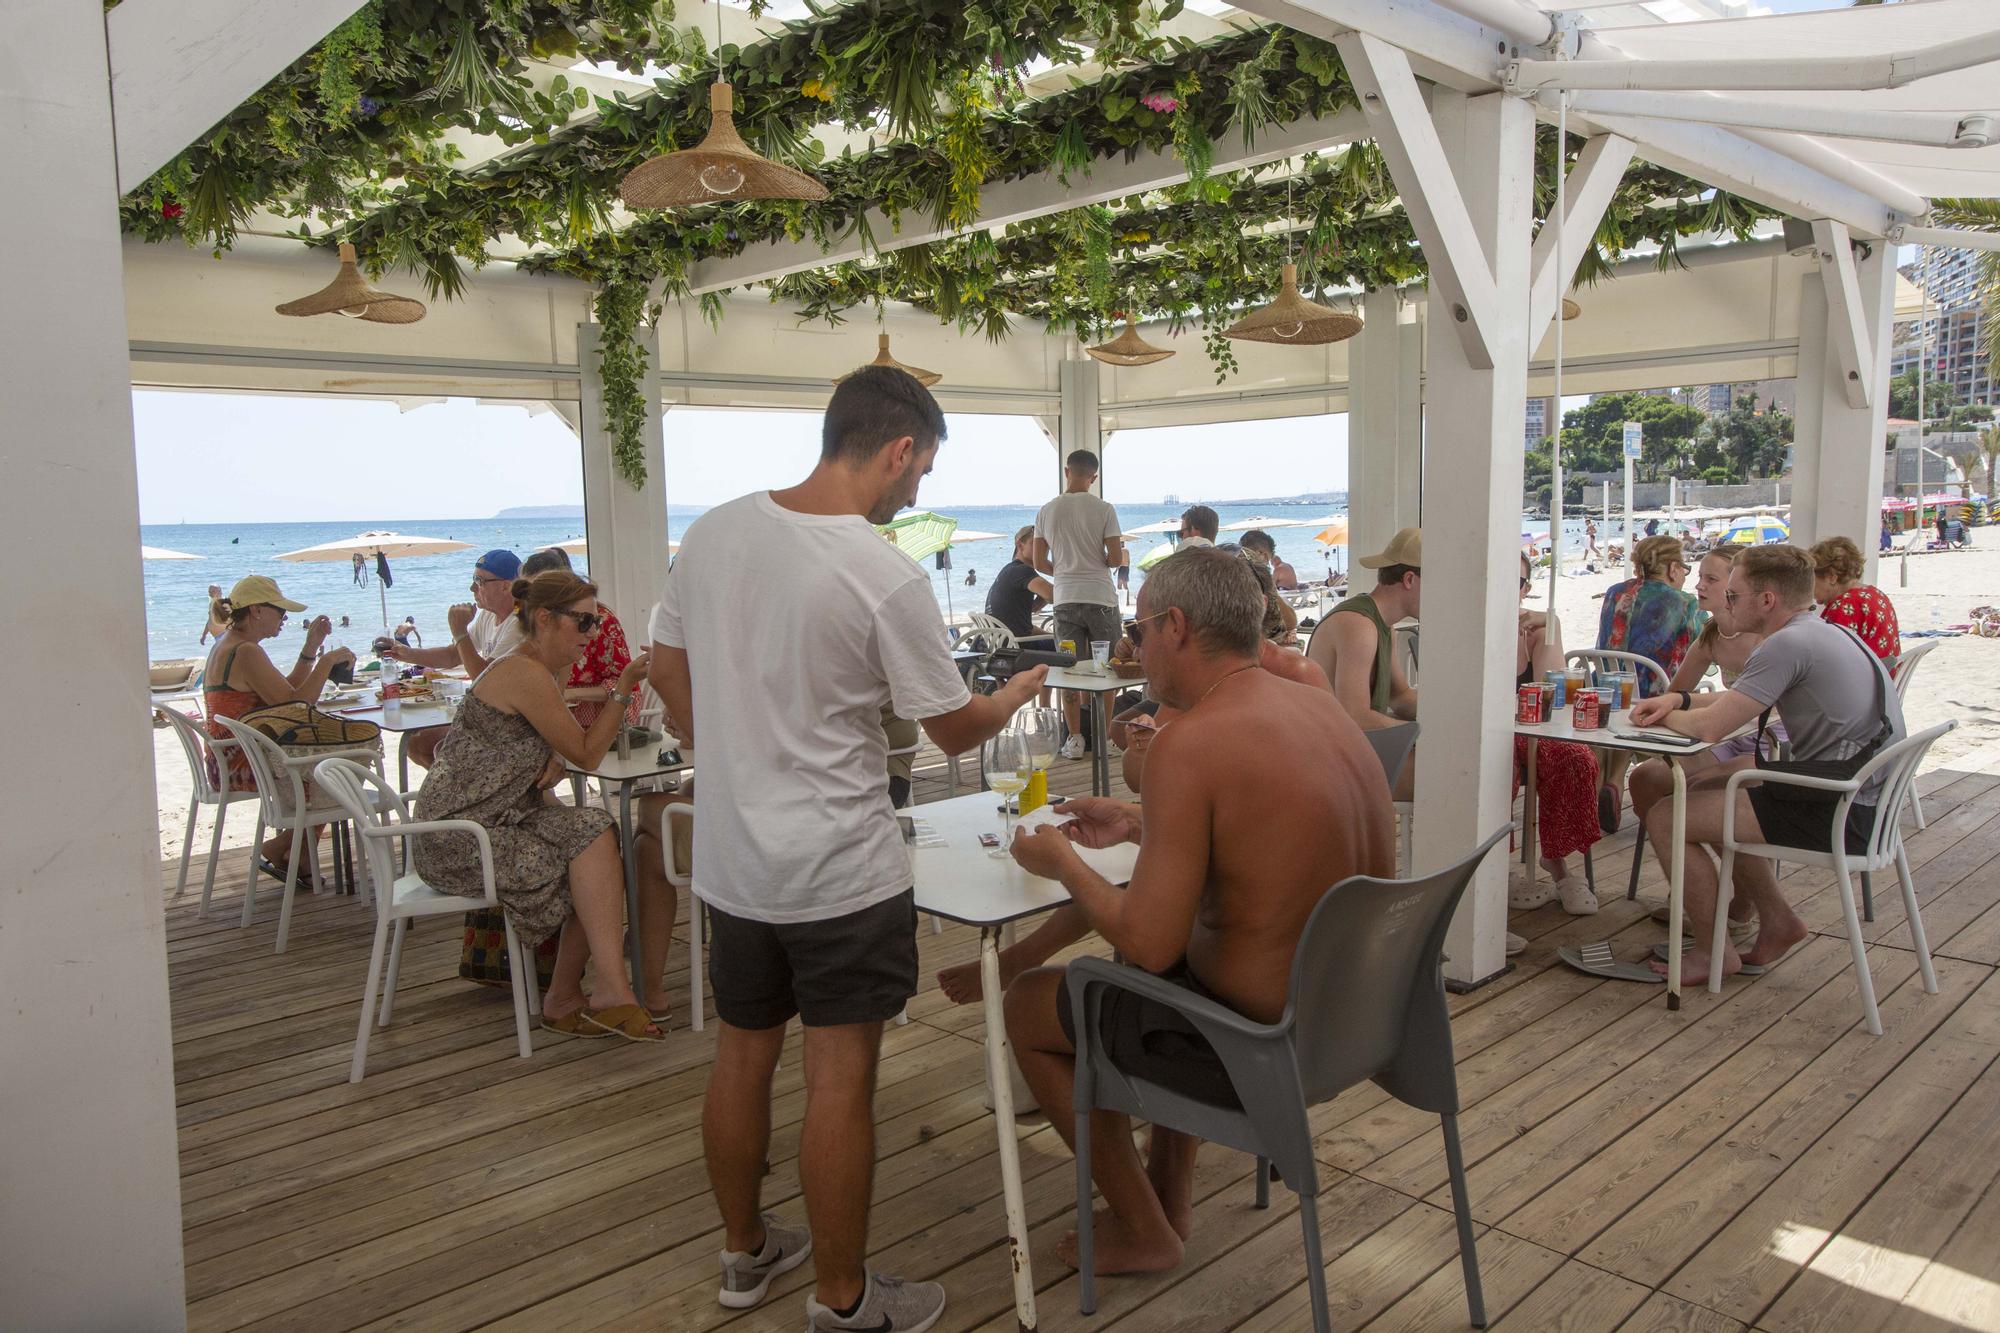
[274,243,426,323]
[621,82,830,209]
[1223,264,1361,345]
[1086,318,1175,366]
[1562,296,1581,320]
[834,333,940,387]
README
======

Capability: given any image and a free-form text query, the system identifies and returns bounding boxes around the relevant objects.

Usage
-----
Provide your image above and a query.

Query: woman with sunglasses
[412,570,669,1041]
[521,547,641,729]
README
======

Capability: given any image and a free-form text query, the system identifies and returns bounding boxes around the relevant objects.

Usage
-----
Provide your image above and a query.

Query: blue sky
[131,390,1353,522]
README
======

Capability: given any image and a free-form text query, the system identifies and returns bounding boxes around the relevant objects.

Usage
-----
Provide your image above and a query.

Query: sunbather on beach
[999,547,1393,1277]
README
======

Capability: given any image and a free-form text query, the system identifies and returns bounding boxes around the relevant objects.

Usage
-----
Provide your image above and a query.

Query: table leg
[1093,693,1111,797]
[1522,740,1540,884]
[980,925,1038,1331]
[1667,756,1686,1012]
[978,922,1038,1115]
[397,732,412,793]
[619,781,644,993]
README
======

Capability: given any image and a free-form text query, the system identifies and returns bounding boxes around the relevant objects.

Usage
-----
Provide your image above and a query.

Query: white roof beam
[1228,0,1518,94]
[1560,93,1997,152]
[1508,30,2000,93]
[683,105,1370,293]
[109,0,370,192]
[1890,225,2000,254]
[1811,219,1875,411]
[1528,132,1633,340]
[1336,31,1503,368]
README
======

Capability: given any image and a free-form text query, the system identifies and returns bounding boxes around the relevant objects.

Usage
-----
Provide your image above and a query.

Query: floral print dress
[1820,585,1901,663]
[1597,578,1708,697]
[566,604,641,729]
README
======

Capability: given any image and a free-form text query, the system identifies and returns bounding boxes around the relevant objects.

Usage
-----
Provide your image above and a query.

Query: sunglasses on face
[552,609,602,634]
[470,575,508,593]
[1125,609,1171,645]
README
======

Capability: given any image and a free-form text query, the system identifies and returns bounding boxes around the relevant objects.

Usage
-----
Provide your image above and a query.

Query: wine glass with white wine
[1017,706,1062,780]
[982,730,1032,859]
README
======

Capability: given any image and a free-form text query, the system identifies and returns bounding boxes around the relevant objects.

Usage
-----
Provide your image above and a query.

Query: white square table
[323,696,453,790]
[910,790,1138,1333]
[1514,704,1731,1010]
[1040,665,1145,796]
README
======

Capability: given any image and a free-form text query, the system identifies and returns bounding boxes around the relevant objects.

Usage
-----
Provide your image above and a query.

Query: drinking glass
[1016,707,1062,775]
[982,731,1032,859]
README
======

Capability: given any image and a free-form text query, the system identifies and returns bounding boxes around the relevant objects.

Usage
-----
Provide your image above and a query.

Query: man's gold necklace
[1191,663,1259,710]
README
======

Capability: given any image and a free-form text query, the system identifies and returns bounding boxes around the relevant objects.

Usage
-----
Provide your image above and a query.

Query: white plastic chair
[1715,721,1953,1036]
[212,714,386,953]
[154,706,259,915]
[659,801,705,1032]
[316,757,537,1082]
[1564,648,1671,697]
[1890,640,1938,829]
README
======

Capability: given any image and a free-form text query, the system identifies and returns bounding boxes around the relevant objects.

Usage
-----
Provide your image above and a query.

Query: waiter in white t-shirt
[1033,449,1125,759]
[649,365,1047,1331]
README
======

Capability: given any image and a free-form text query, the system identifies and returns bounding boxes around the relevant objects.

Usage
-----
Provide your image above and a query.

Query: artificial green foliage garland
[594,280,653,489]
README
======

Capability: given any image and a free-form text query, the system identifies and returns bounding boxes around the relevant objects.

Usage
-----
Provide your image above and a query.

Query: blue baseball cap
[475,548,521,580]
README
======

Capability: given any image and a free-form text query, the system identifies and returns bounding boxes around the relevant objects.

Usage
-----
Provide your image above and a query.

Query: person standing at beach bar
[649,365,1049,1333]
[1034,449,1126,759]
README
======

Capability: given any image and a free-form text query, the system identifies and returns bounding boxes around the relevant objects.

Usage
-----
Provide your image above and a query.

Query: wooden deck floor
[163,749,2000,1332]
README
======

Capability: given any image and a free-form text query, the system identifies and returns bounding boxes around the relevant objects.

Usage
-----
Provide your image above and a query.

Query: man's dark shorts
[1747,789,1879,855]
[1053,603,1122,654]
[1056,959,1240,1107]
[707,889,917,1029]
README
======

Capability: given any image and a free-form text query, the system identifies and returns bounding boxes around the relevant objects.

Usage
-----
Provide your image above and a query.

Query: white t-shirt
[651,492,972,923]
[467,607,526,663]
[1034,491,1122,607]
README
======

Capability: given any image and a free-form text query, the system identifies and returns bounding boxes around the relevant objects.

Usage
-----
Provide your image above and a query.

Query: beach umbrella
[1312,519,1349,547]
[1219,516,1308,532]
[276,530,473,628]
[141,545,203,560]
[876,511,960,563]
[1719,517,1790,546]
[1122,519,1183,538]
[1136,542,1178,571]
[545,537,677,563]
[948,529,1006,545]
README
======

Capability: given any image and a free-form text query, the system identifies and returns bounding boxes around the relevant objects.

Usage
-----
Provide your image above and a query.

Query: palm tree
[1930,198,2000,371]
[1980,424,2000,498]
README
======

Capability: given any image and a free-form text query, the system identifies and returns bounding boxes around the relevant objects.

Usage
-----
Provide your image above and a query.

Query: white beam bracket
[1811,219,1875,411]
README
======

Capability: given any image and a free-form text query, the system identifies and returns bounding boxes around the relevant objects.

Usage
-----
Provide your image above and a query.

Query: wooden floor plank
[1483,1258,1652,1332]
[1893,1175,2000,1332]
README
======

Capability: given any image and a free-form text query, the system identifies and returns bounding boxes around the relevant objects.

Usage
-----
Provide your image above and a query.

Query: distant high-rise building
[1892,249,1994,407]
[1524,396,1555,446]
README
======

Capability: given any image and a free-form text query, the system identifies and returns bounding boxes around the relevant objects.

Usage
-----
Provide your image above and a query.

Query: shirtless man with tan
[1002,546,1395,1276]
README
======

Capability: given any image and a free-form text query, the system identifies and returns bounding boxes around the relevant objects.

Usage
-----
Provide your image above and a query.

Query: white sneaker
[805,1270,946,1333]
[717,1213,812,1309]
[1556,877,1600,916]
[1059,735,1085,761]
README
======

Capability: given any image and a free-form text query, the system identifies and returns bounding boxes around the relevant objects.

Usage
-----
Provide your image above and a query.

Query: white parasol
[141,545,203,560]
[275,530,474,629]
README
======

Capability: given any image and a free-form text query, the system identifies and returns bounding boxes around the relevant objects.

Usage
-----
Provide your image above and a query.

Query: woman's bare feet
[1647,945,1743,987]
[937,949,1030,1005]
[1054,1207,1184,1275]
[1741,911,1810,967]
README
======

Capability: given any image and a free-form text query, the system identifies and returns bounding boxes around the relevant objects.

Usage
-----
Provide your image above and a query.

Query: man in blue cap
[384,548,526,769]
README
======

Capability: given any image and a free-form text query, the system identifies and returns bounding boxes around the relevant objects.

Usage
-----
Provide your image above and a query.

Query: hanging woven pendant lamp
[620,80,829,209]
[1562,296,1582,320]
[1086,316,1175,366]
[274,243,426,323]
[1224,262,1362,345]
[836,332,941,387]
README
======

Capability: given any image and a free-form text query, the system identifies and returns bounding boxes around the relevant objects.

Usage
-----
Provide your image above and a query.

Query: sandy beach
[149,541,2000,861]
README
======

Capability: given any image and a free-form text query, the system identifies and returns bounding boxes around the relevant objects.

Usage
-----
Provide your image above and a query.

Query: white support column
[1409,88,1535,988]
[1348,289,1425,566]
[1060,358,1104,495]
[579,324,672,621]
[1810,242,1895,586]
[1790,273,1829,548]
[1,4,189,1325]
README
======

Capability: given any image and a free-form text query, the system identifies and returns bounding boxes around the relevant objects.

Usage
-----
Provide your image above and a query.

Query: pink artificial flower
[1140,92,1178,114]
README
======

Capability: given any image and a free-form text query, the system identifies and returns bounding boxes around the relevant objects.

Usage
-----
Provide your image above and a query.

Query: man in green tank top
[1306,526,1421,760]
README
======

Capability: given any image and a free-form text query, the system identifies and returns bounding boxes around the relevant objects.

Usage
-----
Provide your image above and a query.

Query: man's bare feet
[1054,1207,1184,1275]
[1145,1133,1197,1241]
[937,950,1029,1005]
[1647,945,1743,987]
[1741,912,1810,967]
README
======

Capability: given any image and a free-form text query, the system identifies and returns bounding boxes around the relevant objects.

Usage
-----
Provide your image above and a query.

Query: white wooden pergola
[9,1,2000,1323]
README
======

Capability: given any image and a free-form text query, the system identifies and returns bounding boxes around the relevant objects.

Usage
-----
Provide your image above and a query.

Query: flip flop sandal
[582,1003,668,1042]
[1559,940,1667,984]
[1651,942,1766,976]
[540,1009,612,1038]
[1648,904,1759,945]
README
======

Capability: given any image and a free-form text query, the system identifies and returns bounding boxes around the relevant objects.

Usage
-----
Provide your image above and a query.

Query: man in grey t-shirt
[1627,545,1903,987]
[1033,449,1125,757]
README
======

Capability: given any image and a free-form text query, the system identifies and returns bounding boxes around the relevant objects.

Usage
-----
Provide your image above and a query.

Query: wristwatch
[1678,690,1694,711]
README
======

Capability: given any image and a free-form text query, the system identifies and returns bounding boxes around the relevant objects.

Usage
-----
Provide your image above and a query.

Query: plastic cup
[1563,666,1587,700]
[1091,640,1112,671]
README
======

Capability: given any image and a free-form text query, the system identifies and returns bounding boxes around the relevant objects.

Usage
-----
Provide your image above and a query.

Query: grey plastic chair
[1066,824,1512,1332]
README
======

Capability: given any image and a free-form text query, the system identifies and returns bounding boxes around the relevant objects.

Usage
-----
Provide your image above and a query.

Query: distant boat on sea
[1162,493,1180,506]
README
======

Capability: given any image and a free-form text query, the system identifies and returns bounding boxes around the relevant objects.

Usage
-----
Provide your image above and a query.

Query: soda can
[1543,669,1567,709]
[1517,683,1546,724]
[1573,689,1604,730]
